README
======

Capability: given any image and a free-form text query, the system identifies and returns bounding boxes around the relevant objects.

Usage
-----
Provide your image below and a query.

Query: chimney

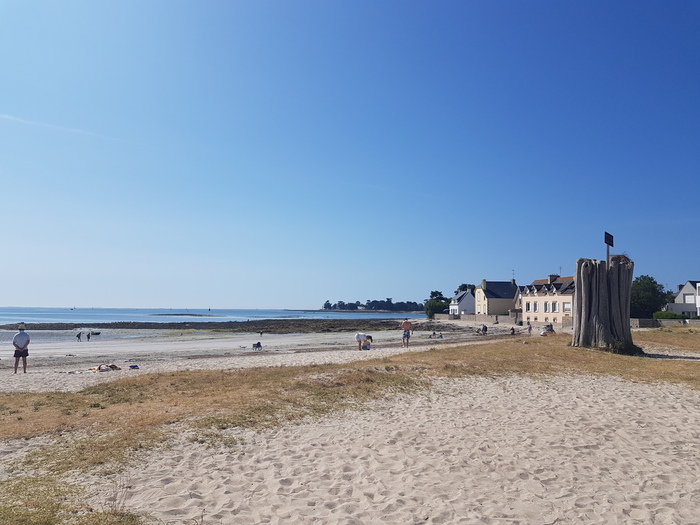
[481,279,487,290]
[548,274,559,284]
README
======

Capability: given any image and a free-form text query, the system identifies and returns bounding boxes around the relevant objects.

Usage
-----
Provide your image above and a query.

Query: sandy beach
[0,322,489,393]
[2,323,700,524]
[88,375,700,525]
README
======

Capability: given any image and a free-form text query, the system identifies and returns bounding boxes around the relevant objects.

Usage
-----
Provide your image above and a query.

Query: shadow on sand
[644,353,700,361]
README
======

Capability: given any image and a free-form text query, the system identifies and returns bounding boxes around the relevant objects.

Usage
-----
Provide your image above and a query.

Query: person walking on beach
[355,333,373,350]
[400,318,413,348]
[76,332,82,342]
[12,323,30,374]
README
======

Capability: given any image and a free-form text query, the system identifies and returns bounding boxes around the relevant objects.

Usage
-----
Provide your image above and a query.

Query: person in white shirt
[13,323,30,374]
[354,333,373,350]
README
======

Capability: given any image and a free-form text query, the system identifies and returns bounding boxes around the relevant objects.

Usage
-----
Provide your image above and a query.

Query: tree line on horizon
[322,298,424,312]
[322,288,475,317]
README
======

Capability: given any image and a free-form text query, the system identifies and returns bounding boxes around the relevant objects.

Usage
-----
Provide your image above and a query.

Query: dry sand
[93,375,700,525]
[3,326,700,524]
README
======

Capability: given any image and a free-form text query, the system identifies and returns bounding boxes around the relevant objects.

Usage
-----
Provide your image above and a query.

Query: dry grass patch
[633,326,700,352]
[0,476,72,525]
[382,331,700,389]
[3,364,425,476]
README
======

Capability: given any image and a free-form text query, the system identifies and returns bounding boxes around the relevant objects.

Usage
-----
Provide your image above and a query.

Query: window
[552,302,559,313]
[553,317,558,323]
[563,302,571,313]
[544,302,550,313]
[533,303,539,312]
[526,302,531,312]
[684,294,695,304]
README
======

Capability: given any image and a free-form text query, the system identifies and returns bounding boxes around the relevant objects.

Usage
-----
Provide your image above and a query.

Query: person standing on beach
[400,318,413,348]
[12,323,30,374]
[355,333,373,350]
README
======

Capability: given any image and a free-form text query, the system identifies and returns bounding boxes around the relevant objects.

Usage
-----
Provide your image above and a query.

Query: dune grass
[0,475,144,525]
[1,327,699,524]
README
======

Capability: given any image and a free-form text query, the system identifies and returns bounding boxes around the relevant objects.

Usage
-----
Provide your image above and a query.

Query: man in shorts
[401,318,413,348]
[13,323,30,374]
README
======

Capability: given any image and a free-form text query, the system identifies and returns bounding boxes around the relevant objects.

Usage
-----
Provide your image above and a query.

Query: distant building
[450,289,475,315]
[516,275,575,325]
[665,281,700,318]
[474,279,518,316]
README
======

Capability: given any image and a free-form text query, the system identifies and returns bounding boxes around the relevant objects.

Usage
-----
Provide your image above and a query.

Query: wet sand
[0,321,492,393]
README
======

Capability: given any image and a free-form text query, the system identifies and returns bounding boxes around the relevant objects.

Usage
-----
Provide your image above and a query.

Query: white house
[450,289,475,315]
[665,280,699,318]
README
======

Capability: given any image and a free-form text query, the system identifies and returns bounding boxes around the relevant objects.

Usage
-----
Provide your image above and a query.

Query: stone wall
[630,318,700,328]
[440,313,573,329]
[438,314,699,330]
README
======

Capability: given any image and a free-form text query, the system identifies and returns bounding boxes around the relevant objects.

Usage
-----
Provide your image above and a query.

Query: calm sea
[0,307,424,325]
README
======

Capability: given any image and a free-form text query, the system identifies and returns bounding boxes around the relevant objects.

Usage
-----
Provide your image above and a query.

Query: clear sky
[2,1,698,309]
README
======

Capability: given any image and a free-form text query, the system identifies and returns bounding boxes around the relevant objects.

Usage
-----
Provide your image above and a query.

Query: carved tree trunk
[572,256,636,354]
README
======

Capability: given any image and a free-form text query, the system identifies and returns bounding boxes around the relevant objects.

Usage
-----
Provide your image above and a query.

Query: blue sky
[2,1,698,309]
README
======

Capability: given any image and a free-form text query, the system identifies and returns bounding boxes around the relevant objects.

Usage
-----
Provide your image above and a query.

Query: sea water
[0,307,424,325]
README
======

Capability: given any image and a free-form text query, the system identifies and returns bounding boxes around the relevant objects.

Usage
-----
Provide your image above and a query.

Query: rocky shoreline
[0,318,460,334]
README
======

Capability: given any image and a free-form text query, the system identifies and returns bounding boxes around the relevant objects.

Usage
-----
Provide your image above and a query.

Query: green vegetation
[454,283,476,295]
[424,299,448,319]
[630,274,675,318]
[424,290,449,319]
[654,311,688,319]
[322,298,423,311]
